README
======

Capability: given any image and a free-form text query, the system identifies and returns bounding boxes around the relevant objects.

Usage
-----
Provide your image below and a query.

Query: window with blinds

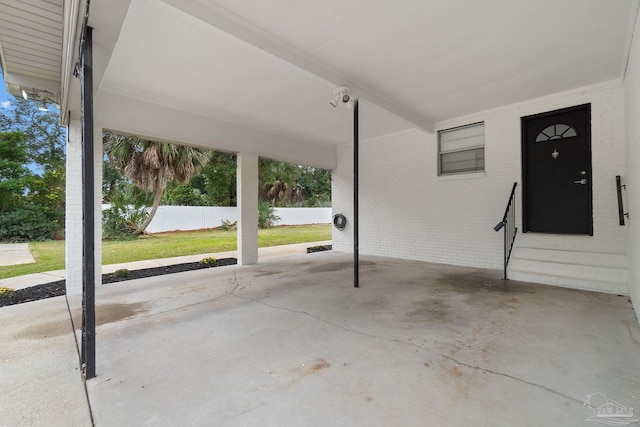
[438,122,485,175]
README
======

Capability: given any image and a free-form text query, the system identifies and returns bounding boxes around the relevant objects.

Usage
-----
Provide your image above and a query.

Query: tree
[161,182,207,206]
[1,96,67,231]
[0,132,29,213]
[103,132,211,235]
[297,167,331,207]
[3,97,65,171]
[25,168,65,228]
[194,151,237,206]
[103,155,125,202]
[258,158,301,206]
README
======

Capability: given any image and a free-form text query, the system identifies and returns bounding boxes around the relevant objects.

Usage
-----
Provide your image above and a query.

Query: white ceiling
[99,0,409,146]
[96,0,638,148]
[0,0,64,101]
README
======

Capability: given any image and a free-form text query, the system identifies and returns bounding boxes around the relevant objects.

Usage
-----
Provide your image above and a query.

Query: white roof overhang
[3,0,639,168]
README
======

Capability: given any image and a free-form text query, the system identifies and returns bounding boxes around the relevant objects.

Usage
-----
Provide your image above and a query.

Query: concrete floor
[3,251,640,426]
[0,295,92,426]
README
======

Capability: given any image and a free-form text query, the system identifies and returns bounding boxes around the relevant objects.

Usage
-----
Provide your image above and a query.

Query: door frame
[520,103,593,235]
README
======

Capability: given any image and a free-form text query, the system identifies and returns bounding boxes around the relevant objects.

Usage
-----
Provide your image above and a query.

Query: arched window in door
[535,124,578,142]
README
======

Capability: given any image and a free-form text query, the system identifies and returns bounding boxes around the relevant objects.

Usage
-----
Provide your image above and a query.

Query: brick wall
[624,7,640,321]
[333,81,627,273]
[65,121,83,296]
[64,123,103,297]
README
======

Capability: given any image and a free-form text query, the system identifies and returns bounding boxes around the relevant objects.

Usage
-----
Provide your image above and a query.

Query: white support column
[237,153,258,265]
[65,120,83,296]
[64,123,103,297]
[93,126,103,288]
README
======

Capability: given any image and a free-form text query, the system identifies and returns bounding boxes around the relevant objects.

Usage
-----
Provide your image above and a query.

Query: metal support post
[353,101,359,288]
[80,25,96,379]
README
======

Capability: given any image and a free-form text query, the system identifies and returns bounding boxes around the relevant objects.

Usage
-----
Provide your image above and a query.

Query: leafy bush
[258,201,280,229]
[102,206,137,241]
[0,205,59,242]
[0,287,14,298]
[161,183,208,206]
[102,188,150,240]
[218,219,237,231]
[200,257,217,266]
[112,269,131,278]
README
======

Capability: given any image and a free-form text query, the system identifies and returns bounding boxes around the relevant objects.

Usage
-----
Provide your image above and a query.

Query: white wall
[66,123,103,297]
[333,81,627,271]
[624,7,640,322]
[134,206,331,233]
[65,120,82,296]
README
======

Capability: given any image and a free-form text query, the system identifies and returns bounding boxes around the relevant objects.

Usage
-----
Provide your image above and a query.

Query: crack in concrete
[230,401,266,419]
[231,287,582,404]
[133,273,243,320]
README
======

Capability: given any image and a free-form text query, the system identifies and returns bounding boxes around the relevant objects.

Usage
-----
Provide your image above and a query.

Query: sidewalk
[0,243,36,266]
[0,241,332,291]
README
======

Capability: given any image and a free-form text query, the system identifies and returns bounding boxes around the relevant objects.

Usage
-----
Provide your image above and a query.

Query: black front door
[521,104,592,235]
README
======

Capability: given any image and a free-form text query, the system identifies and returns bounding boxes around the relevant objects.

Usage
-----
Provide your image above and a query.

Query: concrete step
[508,248,628,295]
[511,247,626,268]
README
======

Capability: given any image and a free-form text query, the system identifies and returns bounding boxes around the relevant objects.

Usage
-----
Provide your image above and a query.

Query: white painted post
[93,126,103,288]
[65,120,83,296]
[237,153,258,265]
[64,123,103,297]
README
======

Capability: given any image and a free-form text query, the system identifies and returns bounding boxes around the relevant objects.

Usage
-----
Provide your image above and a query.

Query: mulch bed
[0,258,237,308]
[307,244,332,253]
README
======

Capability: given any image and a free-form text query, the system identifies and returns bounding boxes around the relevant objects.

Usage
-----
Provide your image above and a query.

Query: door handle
[574,179,587,185]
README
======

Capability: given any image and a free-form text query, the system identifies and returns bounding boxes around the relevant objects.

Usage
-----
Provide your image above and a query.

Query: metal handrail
[494,182,518,280]
[616,175,628,226]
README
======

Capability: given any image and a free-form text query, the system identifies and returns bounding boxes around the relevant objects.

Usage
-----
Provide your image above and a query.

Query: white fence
[146,206,238,233]
[102,205,332,233]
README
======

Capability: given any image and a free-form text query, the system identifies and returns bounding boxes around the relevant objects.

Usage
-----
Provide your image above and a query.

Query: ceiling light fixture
[38,102,48,112]
[21,89,28,100]
[330,86,358,108]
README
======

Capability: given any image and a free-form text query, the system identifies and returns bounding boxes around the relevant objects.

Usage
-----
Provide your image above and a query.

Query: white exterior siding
[624,9,640,321]
[333,81,627,293]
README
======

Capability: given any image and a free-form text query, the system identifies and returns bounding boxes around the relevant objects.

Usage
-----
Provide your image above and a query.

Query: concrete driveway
[3,251,640,426]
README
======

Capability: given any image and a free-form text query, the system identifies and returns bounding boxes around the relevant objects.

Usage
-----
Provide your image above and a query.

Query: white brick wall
[65,120,83,296]
[93,127,103,288]
[333,81,628,285]
[64,122,103,297]
[332,144,354,251]
[624,6,640,321]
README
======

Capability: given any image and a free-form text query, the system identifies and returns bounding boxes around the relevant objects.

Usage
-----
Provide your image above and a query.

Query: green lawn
[0,224,331,280]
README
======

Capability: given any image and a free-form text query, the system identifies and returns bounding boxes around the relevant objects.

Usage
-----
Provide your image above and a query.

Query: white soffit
[0,0,64,102]
[100,0,410,146]
[203,0,638,122]
[99,0,638,146]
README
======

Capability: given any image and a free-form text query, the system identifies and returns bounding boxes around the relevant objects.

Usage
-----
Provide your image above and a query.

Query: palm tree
[258,158,301,206]
[103,132,211,235]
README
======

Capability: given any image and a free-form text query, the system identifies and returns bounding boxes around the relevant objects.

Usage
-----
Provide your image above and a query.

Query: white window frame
[438,122,485,176]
